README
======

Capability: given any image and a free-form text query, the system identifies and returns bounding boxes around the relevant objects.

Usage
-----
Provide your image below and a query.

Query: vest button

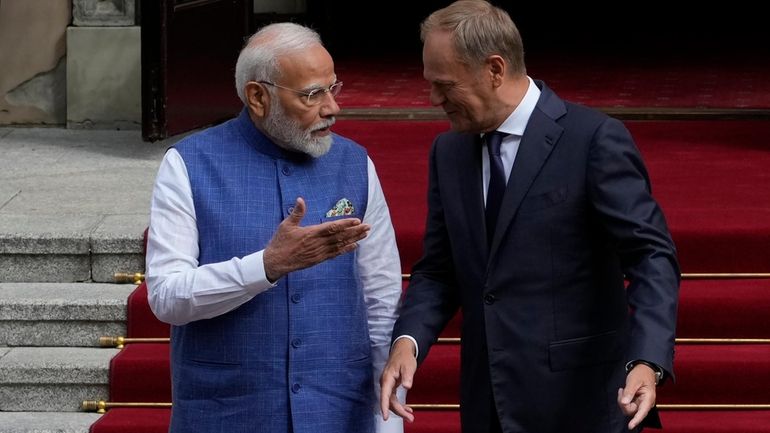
[282,166,291,175]
[291,383,301,393]
[291,293,301,303]
[291,338,302,348]
[484,293,496,305]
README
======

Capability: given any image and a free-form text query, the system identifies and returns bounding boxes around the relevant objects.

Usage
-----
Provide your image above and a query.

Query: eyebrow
[300,78,339,92]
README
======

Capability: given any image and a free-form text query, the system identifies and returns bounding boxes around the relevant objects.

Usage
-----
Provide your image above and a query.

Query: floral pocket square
[326,198,355,217]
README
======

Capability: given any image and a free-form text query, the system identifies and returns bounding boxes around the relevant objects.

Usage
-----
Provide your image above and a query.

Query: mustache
[310,117,335,133]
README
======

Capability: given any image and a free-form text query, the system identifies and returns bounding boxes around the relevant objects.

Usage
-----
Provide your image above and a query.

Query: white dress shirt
[146,147,404,432]
[481,76,541,204]
[397,77,541,360]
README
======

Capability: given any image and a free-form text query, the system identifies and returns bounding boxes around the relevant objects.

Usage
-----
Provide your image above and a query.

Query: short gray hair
[234,23,323,105]
[420,0,525,76]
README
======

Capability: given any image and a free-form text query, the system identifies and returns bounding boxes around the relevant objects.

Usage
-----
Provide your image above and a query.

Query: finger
[380,369,398,421]
[399,363,414,389]
[389,393,414,422]
[617,388,637,416]
[316,218,363,237]
[628,389,655,429]
[286,197,306,225]
[333,225,371,249]
[620,381,639,405]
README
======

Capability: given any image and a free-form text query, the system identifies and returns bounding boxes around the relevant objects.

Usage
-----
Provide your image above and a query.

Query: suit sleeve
[586,117,680,379]
[392,138,461,365]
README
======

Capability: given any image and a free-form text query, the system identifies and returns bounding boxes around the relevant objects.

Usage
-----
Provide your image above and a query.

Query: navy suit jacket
[394,82,679,433]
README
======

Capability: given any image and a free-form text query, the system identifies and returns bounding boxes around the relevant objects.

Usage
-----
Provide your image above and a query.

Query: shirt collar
[495,76,541,137]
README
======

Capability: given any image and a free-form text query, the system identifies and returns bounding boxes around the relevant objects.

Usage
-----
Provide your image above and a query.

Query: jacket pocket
[548,330,622,371]
[519,186,568,214]
[319,214,359,223]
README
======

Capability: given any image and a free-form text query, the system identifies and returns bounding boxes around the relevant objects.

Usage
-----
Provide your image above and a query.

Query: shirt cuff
[625,359,665,384]
[392,335,419,360]
[241,250,278,292]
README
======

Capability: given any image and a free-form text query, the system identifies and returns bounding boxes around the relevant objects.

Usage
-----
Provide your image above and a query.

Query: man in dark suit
[379,1,680,432]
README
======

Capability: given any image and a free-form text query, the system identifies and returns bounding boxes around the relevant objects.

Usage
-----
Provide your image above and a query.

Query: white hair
[234,23,323,105]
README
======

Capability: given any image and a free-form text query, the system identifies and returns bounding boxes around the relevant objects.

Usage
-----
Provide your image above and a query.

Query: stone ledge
[0,283,133,320]
[0,412,101,432]
[0,347,117,384]
[0,215,100,255]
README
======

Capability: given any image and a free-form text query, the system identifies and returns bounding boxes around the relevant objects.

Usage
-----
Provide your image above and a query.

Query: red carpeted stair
[92,124,770,431]
[334,56,770,110]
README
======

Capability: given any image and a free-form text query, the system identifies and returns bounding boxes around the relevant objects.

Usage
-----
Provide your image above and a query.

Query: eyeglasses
[258,80,343,106]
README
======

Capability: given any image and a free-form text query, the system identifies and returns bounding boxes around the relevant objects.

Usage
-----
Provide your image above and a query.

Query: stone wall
[0,1,72,125]
[0,0,139,129]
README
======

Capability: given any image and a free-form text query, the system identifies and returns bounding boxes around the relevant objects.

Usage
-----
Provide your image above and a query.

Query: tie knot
[485,131,506,156]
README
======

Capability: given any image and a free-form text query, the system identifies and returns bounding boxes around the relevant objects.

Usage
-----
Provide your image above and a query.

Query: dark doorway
[141,0,250,141]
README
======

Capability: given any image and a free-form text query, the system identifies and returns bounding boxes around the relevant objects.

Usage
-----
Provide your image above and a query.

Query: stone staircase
[0,269,142,432]
[0,126,164,433]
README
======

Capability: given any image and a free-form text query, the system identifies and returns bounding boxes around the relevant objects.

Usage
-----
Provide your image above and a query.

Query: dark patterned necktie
[485,131,508,246]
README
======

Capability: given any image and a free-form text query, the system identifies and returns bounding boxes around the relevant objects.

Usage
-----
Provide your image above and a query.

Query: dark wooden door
[141,0,250,141]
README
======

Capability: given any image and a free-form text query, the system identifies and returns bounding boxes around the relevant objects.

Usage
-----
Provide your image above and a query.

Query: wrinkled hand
[380,339,417,423]
[263,197,370,282]
[618,364,658,430]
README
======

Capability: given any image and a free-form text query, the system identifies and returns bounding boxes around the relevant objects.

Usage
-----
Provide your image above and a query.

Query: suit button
[291,383,301,393]
[291,293,301,303]
[282,166,292,175]
[291,338,302,348]
[484,294,496,305]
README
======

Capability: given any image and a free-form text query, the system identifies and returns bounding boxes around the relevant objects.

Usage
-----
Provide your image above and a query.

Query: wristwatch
[626,360,664,385]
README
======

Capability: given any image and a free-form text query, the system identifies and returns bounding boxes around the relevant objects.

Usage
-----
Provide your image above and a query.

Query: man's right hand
[263,197,370,282]
[380,338,417,422]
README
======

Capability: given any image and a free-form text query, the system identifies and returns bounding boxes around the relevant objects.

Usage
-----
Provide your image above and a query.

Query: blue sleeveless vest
[170,109,373,433]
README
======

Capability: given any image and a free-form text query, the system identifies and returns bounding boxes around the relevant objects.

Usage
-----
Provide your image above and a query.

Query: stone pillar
[67,0,140,130]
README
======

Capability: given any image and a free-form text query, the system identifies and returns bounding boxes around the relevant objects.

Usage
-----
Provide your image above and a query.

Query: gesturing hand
[263,197,370,282]
[618,363,658,430]
[380,338,417,423]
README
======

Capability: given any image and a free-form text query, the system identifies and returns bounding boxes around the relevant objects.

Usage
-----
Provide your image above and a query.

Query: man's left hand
[617,363,657,430]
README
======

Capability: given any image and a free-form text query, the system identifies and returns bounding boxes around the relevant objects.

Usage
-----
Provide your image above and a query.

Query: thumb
[287,197,306,225]
[620,384,637,405]
[400,364,414,389]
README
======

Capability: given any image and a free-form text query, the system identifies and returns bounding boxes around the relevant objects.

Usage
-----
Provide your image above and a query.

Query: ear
[245,81,270,118]
[486,55,506,88]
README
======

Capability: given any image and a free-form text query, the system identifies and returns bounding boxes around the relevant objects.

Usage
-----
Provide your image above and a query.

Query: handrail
[401,273,770,280]
[81,400,770,413]
[98,336,770,348]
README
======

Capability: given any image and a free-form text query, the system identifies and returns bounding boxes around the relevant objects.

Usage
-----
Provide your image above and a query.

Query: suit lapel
[454,134,488,263]
[489,109,564,258]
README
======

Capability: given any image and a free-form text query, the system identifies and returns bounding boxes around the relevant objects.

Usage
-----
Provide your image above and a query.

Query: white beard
[263,99,334,158]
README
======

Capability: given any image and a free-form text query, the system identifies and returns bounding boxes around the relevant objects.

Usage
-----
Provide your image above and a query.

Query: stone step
[0,214,147,283]
[0,283,135,347]
[0,412,101,433]
[0,347,117,412]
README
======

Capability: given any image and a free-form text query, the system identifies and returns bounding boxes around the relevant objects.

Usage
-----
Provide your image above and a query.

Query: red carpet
[108,344,170,403]
[90,408,770,433]
[678,279,770,338]
[91,409,170,433]
[332,119,770,273]
[92,118,770,432]
[335,56,770,109]
[407,343,770,405]
[126,283,169,338]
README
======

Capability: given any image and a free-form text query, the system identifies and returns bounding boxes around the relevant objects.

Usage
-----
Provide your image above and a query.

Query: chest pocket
[519,186,568,214]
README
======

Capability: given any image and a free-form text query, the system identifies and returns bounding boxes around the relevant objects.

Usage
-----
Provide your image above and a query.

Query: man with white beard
[145,22,403,433]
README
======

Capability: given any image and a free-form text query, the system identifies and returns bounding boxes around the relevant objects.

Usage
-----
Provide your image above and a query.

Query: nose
[319,92,340,117]
[429,85,445,107]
